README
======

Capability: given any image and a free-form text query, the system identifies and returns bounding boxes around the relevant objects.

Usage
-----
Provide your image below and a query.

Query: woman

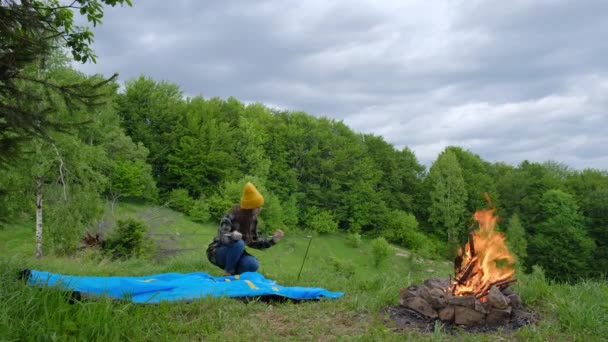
[206,182,284,275]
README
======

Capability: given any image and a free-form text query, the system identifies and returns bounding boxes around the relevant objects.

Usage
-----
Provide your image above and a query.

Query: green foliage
[516,265,552,306]
[363,136,424,215]
[583,188,608,277]
[565,169,608,277]
[306,208,338,233]
[446,146,498,216]
[207,193,232,222]
[547,279,608,338]
[258,192,285,231]
[166,189,194,214]
[528,190,595,281]
[117,76,188,191]
[426,149,468,257]
[0,0,131,166]
[46,185,104,255]
[496,161,566,230]
[506,213,527,263]
[382,210,430,251]
[235,112,271,179]
[109,160,157,202]
[189,195,211,223]
[0,169,31,224]
[346,233,362,248]
[370,237,391,266]
[329,256,356,278]
[282,193,301,230]
[105,217,150,259]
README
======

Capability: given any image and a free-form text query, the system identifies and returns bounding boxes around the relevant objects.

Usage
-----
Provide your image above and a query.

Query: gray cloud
[75,0,608,170]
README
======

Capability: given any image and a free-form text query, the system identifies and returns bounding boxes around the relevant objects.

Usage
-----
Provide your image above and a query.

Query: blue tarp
[28,270,343,303]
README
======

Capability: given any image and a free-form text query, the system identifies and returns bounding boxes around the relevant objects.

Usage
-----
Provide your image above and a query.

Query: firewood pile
[383,276,538,333]
[399,277,522,326]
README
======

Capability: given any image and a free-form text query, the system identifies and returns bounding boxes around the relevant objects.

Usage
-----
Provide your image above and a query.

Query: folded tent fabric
[27,270,343,303]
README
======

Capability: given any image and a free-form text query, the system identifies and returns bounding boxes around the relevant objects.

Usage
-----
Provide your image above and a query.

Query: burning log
[475,280,518,299]
[455,257,477,284]
[451,206,516,300]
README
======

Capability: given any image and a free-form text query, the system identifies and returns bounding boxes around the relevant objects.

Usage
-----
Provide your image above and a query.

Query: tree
[235,104,271,179]
[583,189,608,277]
[506,213,527,263]
[108,160,156,212]
[528,190,595,281]
[565,169,608,277]
[496,161,565,231]
[427,149,468,256]
[117,77,187,190]
[0,0,131,166]
[14,129,109,256]
[0,61,158,256]
[446,146,498,216]
[363,135,424,214]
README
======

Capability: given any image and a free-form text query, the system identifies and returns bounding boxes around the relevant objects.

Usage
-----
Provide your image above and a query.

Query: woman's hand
[231,231,243,240]
[272,229,284,243]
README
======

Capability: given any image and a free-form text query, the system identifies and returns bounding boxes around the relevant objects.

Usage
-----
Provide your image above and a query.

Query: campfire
[386,205,537,331]
[451,207,516,300]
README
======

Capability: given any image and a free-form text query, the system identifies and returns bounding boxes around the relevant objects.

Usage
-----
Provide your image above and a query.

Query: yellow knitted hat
[240,182,264,209]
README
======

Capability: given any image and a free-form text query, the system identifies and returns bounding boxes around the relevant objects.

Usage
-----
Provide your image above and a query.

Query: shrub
[306,208,338,233]
[189,195,211,223]
[329,256,356,278]
[282,193,301,230]
[166,188,194,214]
[516,265,552,306]
[346,233,362,248]
[371,237,391,266]
[105,218,150,259]
[207,193,232,221]
[258,192,285,231]
[382,210,436,257]
[46,185,104,255]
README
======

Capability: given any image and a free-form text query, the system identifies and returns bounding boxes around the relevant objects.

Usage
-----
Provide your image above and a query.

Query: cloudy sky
[74,0,608,170]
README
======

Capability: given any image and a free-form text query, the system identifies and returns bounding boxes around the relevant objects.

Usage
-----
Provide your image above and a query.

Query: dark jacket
[206,213,275,264]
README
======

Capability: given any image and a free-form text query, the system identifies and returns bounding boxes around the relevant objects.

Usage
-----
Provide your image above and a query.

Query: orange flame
[452,208,516,299]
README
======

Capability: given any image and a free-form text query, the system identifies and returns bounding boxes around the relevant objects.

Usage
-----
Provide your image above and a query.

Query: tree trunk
[110,195,117,215]
[35,176,43,259]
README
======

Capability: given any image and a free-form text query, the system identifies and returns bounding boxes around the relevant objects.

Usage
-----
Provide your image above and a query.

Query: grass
[1,202,607,341]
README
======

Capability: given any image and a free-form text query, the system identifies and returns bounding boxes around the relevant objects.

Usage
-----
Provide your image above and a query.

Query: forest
[2,60,607,282]
[2,0,606,283]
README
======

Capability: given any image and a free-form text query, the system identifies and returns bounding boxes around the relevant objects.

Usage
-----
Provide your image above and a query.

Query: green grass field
[1,203,607,341]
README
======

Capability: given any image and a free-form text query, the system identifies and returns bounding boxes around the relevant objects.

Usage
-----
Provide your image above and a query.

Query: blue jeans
[214,240,259,275]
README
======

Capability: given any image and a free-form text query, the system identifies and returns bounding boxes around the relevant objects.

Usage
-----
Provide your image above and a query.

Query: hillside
[1,203,606,341]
